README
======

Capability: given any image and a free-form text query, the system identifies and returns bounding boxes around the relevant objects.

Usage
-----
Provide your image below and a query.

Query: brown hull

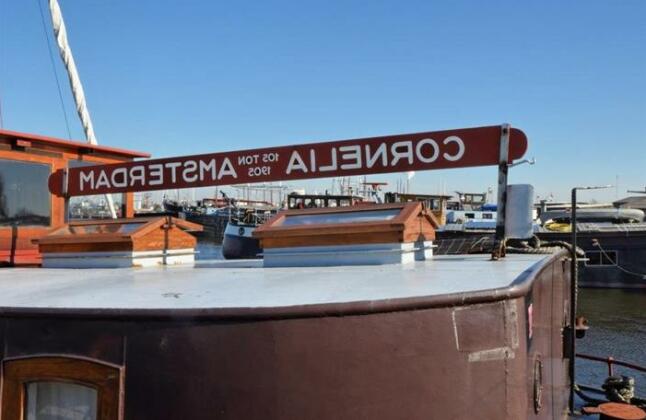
[0,252,570,419]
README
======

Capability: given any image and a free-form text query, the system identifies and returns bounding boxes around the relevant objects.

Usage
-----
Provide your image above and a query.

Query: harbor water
[576,289,646,395]
[196,242,646,396]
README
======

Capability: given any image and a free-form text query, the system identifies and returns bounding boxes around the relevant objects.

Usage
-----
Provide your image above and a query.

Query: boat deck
[0,254,555,317]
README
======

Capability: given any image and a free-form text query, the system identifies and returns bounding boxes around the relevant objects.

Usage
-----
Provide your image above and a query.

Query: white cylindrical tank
[506,184,534,239]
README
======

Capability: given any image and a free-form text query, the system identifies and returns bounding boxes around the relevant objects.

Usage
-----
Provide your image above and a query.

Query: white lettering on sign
[285,135,465,175]
[182,160,198,182]
[390,141,414,166]
[286,151,308,174]
[319,147,338,172]
[80,171,94,192]
[95,171,110,189]
[77,157,239,192]
[416,138,439,163]
[111,167,127,188]
[199,159,217,181]
[339,145,361,170]
[218,158,237,178]
[149,164,164,186]
[443,136,465,161]
[165,162,181,183]
[237,155,259,166]
[366,143,388,168]
[130,166,145,187]
[309,149,316,172]
[74,135,466,193]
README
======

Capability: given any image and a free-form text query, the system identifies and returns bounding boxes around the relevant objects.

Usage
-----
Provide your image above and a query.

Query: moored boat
[221,217,264,259]
[221,193,364,259]
[540,207,644,225]
[0,247,572,419]
[4,123,622,418]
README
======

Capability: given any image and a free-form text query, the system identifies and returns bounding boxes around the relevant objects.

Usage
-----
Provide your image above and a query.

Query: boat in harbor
[384,192,452,225]
[434,196,646,289]
[3,121,646,418]
[538,208,646,289]
[221,192,363,259]
[221,206,275,259]
[2,0,645,416]
[540,207,644,227]
[2,236,572,419]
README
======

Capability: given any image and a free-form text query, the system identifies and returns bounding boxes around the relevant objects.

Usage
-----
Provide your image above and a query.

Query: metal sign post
[492,124,511,260]
[48,125,528,198]
[568,184,612,414]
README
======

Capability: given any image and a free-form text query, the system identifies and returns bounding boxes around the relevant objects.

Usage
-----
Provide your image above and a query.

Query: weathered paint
[0,252,570,419]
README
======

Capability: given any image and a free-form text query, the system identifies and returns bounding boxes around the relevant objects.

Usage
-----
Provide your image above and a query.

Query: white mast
[48,0,117,218]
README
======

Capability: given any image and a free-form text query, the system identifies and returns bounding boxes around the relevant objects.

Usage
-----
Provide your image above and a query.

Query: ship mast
[48,0,118,218]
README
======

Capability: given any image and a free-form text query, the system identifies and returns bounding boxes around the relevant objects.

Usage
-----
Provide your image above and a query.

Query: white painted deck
[0,254,549,310]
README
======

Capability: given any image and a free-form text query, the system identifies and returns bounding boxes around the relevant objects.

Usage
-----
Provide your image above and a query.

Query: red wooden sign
[48,125,527,197]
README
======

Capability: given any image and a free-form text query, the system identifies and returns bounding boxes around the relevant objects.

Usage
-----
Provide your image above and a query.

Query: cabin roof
[387,192,453,199]
[613,196,646,209]
[0,128,150,159]
[40,217,202,244]
[0,254,554,317]
[575,222,646,233]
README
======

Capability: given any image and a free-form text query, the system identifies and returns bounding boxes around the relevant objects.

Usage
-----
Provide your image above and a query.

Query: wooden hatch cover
[253,202,440,266]
[37,217,202,268]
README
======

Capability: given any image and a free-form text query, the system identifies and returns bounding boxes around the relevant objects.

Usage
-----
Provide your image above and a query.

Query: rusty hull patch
[452,300,519,362]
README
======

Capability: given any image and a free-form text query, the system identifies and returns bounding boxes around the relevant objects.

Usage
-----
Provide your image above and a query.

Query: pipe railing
[577,353,646,377]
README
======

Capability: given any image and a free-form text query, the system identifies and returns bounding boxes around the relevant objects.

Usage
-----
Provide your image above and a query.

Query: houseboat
[539,220,646,289]
[436,197,646,289]
[1,124,614,418]
[384,192,452,225]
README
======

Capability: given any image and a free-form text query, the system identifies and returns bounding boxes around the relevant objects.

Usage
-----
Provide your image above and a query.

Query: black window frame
[0,158,52,227]
[584,250,618,267]
[67,160,126,221]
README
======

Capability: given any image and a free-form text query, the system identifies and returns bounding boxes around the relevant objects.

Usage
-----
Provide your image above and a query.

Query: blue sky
[0,0,644,202]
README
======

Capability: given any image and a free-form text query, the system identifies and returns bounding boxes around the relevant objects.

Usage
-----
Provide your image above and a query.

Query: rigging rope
[594,239,646,278]
[47,0,117,218]
[0,77,3,127]
[47,0,96,144]
[37,0,72,139]
[0,0,5,128]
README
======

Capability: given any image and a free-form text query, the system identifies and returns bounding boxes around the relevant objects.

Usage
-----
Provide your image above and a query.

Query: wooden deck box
[253,202,439,267]
[38,217,202,268]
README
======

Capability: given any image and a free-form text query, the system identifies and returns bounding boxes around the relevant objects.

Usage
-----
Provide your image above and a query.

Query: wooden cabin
[384,192,451,225]
[0,129,150,265]
[38,217,202,268]
[254,202,440,266]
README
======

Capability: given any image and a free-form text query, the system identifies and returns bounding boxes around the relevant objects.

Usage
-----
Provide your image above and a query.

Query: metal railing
[577,353,646,377]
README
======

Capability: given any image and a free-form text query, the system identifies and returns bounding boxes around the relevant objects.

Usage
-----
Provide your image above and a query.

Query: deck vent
[253,202,439,267]
[38,217,202,268]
